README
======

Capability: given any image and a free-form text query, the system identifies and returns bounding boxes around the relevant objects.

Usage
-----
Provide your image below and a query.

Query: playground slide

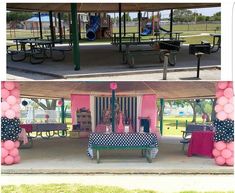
[140,28,152,36]
[86,16,100,41]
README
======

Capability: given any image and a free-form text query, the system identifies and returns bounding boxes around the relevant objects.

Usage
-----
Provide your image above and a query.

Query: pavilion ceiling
[19,81,216,100]
[7,3,220,13]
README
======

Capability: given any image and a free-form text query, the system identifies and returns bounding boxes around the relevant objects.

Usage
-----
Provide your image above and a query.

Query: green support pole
[138,11,141,42]
[58,12,63,42]
[61,98,65,136]
[71,3,80,71]
[170,9,173,39]
[160,98,164,136]
[118,3,122,52]
[38,12,43,39]
[49,11,55,46]
[176,120,178,130]
[123,12,126,36]
[111,90,116,132]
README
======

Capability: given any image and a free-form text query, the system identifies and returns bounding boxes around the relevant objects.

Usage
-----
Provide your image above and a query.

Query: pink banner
[141,95,158,134]
[71,94,90,125]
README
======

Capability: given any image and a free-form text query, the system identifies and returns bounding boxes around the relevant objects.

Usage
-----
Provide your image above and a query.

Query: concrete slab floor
[7,44,221,80]
[2,137,233,174]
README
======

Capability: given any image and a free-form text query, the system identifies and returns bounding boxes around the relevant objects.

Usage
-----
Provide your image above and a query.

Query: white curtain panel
[90,95,95,132]
[136,95,143,132]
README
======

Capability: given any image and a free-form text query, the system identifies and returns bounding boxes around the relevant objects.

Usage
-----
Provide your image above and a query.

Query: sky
[125,7,221,19]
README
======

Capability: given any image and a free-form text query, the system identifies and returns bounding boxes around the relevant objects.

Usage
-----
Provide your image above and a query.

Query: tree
[210,12,221,21]
[121,13,132,22]
[30,99,57,110]
[172,9,194,22]
[7,11,33,22]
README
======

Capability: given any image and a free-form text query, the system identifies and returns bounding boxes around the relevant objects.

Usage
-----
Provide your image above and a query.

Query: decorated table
[87,132,159,163]
[187,131,215,157]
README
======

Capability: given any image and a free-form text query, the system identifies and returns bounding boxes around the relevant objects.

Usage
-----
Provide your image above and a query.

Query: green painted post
[111,90,116,132]
[170,9,173,39]
[118,3,122,52]
[61,98,65,136]
[138,11,141,42]
[176,120,178,130]
[185,120,188,127]
[160,98,164,136]
[71,3,80,71]
[38,12,43,39]
[49,11,55,46]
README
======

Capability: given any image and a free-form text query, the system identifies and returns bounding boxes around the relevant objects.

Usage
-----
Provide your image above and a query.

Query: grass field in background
[1,184,233,193]
[162,116,205,136]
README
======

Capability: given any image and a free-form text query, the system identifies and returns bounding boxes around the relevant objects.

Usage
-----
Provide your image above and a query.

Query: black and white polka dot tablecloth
[87,132,159,158]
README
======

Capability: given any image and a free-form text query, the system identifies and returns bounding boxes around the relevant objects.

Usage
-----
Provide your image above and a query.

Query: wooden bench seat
[92,145,154,163]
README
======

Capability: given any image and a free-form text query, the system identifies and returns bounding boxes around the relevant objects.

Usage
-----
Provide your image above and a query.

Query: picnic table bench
[92,145,154,163]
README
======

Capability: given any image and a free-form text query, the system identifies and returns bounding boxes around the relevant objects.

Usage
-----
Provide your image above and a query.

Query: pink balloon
[217,96,229,106]
[227,142,234,151]
[1,81,4,88]
[221,149,232,159]
[4,82,15,91]
[225,157,234,166]
[228,113,234,120]
[1,101,10,112]
[217,82,228,90]
[10,89,20,98]
[214,104,223,113]
[9,148,19,157]
[212,148,221,157]
[4,155,14,165]
[1,147,9,158]
[228,81,233,88]
[14,141,20,148]
[14,155,21,164]
[223,103,234,114]
[15,112,20,119]
[229,97,234,104]
[216,111,227,121]
[1,141,4,147]
[14,82,20,89]
[1,111,5,117]
[4,140,15,150]
[224,88,234,99]
[11,104,20,113]
[1,89,10,99]
[1,157,5,165]
[214,141,226,151]
[5,109,16,119]
[216,90,224,98]
[215,156,226,166]
[6,95,17,105]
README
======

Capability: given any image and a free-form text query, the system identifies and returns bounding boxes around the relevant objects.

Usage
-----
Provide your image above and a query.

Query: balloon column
[1,81,21,165]
[213,81,234,166]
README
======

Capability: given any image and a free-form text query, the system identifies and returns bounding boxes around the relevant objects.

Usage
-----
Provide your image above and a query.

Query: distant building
[24,13,63,30]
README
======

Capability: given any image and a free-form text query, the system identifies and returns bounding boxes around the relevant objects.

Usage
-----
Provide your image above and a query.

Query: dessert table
[187,131,215,158]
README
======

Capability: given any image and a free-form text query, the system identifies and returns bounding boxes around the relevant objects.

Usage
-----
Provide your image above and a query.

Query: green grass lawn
[162,116,206,136]
[1,184,233,193]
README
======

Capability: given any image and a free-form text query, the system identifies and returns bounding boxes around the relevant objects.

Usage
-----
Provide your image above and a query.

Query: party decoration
[110,82,117,90]
[22,100,28,106]
[57,100,63,107]
[213,81,234,166]
[1,81,21,165]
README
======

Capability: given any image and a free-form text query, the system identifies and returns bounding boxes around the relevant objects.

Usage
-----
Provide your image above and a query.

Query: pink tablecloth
[20,124,33,133]
[187,131,215,158]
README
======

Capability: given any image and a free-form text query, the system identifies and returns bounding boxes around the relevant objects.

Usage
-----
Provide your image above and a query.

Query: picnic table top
[121,39,185,46]
[8,37,39,41]
[210,34,221,37]
[18,39,55,44]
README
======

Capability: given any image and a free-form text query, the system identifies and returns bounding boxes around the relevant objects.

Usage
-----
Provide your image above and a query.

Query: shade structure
[7,3,220,12]
[19,81,216,100]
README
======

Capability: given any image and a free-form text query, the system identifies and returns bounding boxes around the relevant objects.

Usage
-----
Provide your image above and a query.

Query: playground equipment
[86,14,112,41]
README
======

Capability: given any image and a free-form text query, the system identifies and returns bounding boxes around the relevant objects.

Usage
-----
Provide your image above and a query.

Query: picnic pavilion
[6,3,221,79]
[1,81,233,174]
